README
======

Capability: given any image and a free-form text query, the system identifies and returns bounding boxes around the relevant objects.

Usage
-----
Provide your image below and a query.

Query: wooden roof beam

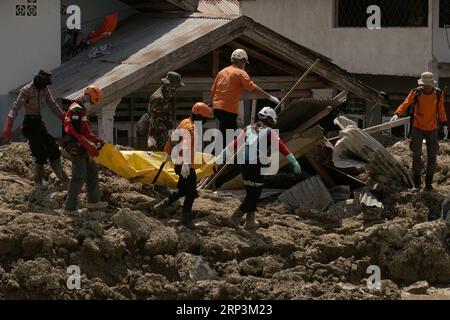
[227,40,301,76]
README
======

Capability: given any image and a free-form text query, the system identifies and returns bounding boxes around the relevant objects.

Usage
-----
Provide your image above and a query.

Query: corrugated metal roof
[50,14,233,102]
[332,116,414,187]
[278,175,334,211]
[198,0,240,16]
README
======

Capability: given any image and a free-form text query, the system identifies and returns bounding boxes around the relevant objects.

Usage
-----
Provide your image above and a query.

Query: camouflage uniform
[147,72,184,150]
[147,86,174,151]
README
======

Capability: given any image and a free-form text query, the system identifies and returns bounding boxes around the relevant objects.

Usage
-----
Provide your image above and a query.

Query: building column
[96,99,121,143]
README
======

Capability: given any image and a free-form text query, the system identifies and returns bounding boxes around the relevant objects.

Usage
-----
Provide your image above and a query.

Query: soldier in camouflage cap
[145,71,184,150]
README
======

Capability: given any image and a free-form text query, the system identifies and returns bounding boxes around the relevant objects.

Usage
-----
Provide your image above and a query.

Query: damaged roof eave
[14,14,383,107]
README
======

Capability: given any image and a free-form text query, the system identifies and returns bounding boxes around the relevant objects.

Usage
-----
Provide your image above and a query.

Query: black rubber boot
[181,210,194,227]
[425,175,434,191]
[413,175,421,190]
[34,163,46,190]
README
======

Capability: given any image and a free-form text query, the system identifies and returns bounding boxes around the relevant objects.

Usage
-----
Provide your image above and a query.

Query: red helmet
[84,85,103,105]
[192,102,212,119]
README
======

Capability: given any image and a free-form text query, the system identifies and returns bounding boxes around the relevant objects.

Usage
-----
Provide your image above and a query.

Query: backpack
[408,87,442,137]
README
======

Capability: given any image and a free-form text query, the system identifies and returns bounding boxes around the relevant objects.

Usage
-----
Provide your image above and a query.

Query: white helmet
[231,49,249,63]
[258,106,277,123]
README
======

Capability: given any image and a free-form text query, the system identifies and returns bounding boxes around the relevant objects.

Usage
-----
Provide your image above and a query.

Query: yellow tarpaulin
[94,143,217,188]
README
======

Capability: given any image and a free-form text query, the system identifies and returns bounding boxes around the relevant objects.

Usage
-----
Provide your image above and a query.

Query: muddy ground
[0,142,449,300]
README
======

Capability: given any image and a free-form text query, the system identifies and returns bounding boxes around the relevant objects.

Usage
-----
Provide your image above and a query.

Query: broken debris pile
[0,142,450,300]
[332,116,414,187]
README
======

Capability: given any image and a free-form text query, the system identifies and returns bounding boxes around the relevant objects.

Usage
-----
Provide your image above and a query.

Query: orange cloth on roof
[395,89,447,131]
[211,65,257,115]
[88,11,119,44]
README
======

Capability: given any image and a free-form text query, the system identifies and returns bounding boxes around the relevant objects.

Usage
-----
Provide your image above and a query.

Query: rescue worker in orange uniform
[63,85,108,215]
[211,49,281,145]
[391,72,448,191]
[153,102,213,227]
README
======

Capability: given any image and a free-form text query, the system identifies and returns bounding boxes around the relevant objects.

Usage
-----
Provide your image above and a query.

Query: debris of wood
[214,189,285,200]
[332,116,413,187]
[404,281,430,295]
[305,151,335,188]
[327,199,360,219]
[0,171,31,187]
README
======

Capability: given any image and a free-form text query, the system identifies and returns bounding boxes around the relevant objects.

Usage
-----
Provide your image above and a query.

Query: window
[335,0,428,27]
[440,0,450,27]
[15,0,37,17]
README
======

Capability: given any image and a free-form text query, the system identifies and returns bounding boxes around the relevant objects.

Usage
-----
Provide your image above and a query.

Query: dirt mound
[0,142,449,299]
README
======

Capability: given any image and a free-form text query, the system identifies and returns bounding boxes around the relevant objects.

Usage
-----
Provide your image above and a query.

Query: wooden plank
[328,116,410,142]
[280,106,332,138]
[228,41,301,76]
[363,117,410,134]
[305,152,336,188]
[324,165,367,187]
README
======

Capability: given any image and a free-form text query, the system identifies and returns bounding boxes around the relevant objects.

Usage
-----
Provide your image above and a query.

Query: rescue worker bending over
[153,102,213,227]
[63,85,108,215]
[2,70,68,189]
[223,107,301,230]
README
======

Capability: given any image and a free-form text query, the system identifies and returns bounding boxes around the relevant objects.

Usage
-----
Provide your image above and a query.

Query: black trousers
[240,164,264,213]
[168,165,198,213]
[214,108,238,148]
[21,115,61,165]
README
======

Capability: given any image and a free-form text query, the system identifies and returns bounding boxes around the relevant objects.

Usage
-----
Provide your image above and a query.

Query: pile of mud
[0,142,449,300]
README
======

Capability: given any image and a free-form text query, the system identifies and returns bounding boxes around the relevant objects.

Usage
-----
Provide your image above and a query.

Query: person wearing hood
[63,85,108,215]
[1,69,68,189]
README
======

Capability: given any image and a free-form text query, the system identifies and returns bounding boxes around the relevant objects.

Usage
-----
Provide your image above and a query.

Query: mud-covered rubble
[0,142,449,299]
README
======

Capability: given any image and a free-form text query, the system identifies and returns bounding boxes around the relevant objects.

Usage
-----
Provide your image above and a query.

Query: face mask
[33,76,51,91]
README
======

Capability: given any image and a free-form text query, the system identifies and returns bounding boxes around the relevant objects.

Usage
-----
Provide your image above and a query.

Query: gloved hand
[269,95,281,105]
[181,163,190,179]
[147,136,156,149]
[390,114,399,122]
[96,139,105,150]
[2,117,14,141]
[286,153,301,174]
[444,126,448,140]
[79,138,100,157]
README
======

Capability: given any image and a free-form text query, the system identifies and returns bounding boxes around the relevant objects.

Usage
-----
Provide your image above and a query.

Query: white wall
[433,0,450,64]
[241,0,434,77]
[0,0,61,131]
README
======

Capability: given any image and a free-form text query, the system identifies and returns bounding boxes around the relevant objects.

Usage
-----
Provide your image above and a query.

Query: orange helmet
[192,102,212,119]
[84,85,103,105]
